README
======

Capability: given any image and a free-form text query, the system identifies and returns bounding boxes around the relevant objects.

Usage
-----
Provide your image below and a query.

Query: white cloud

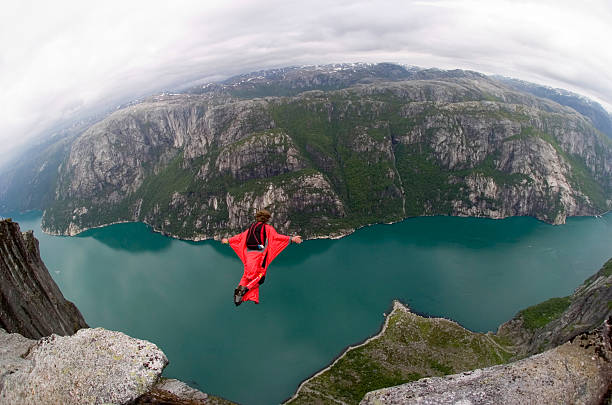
[1,0,611,155]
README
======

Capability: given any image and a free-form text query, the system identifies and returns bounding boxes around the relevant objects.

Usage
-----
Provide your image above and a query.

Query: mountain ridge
[1,63,611,240]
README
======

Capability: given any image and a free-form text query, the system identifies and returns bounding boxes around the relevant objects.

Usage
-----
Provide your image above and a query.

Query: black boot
[234,285,248,306]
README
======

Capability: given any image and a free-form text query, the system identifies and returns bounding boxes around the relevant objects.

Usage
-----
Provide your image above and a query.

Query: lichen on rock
[0,328,168,405]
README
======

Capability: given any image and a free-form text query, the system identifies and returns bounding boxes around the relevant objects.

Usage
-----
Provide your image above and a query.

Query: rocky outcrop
[37,66,612,240]
[0,327,167,405]
[360,319,612,405]
[498,258,612,356]
[0,218,87,338]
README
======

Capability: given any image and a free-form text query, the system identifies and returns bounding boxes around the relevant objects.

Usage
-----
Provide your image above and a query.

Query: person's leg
[234,251,262,306]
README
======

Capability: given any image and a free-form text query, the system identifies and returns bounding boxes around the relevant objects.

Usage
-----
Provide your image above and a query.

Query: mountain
[1,64,611,239]
[0,117,99,213]
[185,63,485,98]
[496,76,612,139]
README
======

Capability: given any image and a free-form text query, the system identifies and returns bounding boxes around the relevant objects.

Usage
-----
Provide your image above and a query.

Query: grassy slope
[286,303,512,405]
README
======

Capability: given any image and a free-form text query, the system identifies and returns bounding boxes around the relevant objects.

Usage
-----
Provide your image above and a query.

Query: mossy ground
[286,304,512,405]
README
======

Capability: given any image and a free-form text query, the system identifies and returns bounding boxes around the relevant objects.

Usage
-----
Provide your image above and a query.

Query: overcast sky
[2,0,611,155]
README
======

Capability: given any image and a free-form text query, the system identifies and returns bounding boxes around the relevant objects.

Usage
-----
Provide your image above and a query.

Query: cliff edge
[0,218,87,338]
[0,219,235,404]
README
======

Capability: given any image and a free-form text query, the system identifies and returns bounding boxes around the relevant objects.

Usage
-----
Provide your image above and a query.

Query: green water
[4,212,612,404]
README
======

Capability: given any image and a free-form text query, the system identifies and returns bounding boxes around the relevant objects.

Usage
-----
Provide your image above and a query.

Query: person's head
[255,209,271,223]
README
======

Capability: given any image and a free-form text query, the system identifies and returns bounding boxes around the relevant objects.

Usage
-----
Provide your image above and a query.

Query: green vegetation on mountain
[286,303,512,405]
[517,297,572,331]
[2,65,609,239]
[498,258,612,356]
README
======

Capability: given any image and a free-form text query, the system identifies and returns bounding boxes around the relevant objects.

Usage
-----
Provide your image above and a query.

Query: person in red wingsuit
[221,209,302,306]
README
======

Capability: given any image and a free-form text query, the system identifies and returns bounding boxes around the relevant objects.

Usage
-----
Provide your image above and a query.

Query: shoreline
[282,300,410,404]
[34,210,612,243]
[282,298,516,404]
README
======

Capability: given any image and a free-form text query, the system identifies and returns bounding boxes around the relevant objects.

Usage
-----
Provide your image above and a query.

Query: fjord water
[6,212,612,405]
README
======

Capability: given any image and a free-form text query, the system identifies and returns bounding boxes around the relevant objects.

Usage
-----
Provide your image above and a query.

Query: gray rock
[135,378,240,404]
[152,379,209,401]
[0,219,88,339]
[361,320,612,405]
[0,327,168,405]
[0,328,36,385]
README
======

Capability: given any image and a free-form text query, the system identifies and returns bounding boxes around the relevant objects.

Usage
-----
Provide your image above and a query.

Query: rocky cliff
[0,219,235,404]
[0,218,87,338]
[31,64,612,240]
[497,257,612,356]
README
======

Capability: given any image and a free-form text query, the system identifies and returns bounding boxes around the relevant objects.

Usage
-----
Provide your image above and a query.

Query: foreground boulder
[0,327,167,405]
[360,318,612,405]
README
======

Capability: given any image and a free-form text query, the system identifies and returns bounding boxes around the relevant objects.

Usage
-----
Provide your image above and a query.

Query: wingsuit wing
[261,225,290,270]
[229,229,249,265]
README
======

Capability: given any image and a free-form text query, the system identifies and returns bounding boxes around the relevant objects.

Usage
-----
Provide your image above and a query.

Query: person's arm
[222,232,242,245]
[289,235,302,244]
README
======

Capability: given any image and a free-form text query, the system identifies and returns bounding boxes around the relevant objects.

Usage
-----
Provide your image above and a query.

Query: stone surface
[0,219,88,338]
[0,328,37,384]
[135,378,237,405]
[0,327,168,405]
[360,319,612,405]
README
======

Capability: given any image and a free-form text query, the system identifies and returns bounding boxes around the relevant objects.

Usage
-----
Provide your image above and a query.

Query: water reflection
[77,222,172,253]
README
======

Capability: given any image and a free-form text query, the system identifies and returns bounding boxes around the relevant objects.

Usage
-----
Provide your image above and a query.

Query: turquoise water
[4,212,612,404]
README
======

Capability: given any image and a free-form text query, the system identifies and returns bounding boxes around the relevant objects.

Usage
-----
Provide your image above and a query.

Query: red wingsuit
[229,223,291,304]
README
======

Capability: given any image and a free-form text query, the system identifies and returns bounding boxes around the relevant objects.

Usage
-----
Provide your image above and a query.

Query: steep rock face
[498,258,612,356]
[212,130,307,181]
[0,219,87,338]
[40,70,612,240]
[360,320,612,405]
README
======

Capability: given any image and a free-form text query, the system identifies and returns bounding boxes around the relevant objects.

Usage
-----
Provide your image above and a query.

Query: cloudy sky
[2,0,611,155]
